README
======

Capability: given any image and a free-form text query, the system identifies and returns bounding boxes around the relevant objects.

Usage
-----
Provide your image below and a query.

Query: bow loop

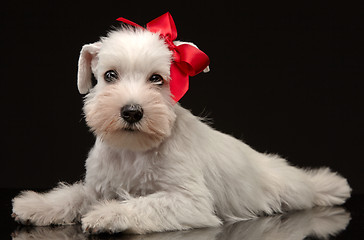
[175,44,209,76]
[146,12,177,41]
[117,12,209,102]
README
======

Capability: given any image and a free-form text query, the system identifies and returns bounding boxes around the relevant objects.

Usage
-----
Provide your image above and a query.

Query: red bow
[117,12,210,102]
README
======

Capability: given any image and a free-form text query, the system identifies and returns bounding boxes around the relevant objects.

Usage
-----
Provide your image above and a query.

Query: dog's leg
[252,154,351,213]
[12,182,95,226]
[306,168,351,207]
[82,191,222,234]
[269,164,351,212]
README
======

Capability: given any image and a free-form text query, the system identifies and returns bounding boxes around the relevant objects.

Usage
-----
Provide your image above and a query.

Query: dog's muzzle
[120,104,144,124]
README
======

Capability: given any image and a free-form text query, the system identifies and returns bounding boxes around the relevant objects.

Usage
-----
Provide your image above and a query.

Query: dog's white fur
[12,27,351,234]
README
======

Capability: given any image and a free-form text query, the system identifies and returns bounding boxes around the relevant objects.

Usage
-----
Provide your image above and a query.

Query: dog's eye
[149,74,164,86]
[104,70,118,83]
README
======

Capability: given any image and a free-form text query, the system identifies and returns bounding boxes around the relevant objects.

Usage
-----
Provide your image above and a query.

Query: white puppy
[12,14,351,235]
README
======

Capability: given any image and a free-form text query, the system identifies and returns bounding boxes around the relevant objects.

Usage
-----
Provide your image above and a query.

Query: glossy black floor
[1,189,363,240]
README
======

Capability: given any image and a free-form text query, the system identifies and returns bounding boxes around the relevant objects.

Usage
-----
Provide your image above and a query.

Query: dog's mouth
[122,124,140,132]
[123,127,136,132]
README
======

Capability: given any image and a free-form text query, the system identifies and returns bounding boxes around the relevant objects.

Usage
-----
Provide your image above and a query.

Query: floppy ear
[77,42,102,94]
[173,40,210,73]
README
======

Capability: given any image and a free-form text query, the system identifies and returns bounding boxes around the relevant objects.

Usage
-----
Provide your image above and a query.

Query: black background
[1,1,363,194]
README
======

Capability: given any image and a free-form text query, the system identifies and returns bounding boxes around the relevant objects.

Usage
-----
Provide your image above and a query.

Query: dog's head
[78,28,179,151]
[78,11,209,152]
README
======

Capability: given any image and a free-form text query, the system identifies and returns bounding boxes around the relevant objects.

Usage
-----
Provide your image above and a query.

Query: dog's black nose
[121,104,144,124]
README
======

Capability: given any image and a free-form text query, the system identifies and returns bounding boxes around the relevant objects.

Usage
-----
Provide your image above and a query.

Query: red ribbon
[117,12,210,102]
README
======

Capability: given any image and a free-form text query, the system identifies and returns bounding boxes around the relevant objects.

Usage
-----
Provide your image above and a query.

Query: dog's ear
[77,42,102,94]
[173,41,210,73]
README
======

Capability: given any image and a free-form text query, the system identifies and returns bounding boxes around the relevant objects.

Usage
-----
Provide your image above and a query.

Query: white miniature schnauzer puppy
[12,12,351,234]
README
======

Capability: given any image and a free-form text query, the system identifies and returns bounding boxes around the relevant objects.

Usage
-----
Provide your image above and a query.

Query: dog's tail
[306,168,351,206]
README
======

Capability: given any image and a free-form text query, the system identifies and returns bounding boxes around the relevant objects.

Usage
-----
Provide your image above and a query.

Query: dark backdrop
[1,1,363,194]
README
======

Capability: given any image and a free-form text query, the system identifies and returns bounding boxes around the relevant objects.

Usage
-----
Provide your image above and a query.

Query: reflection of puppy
[220,207,351,240]
[12,207,350,240]
[12,13,351,234]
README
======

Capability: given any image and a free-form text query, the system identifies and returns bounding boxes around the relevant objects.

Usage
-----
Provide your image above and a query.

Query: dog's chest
[86,147,162,199]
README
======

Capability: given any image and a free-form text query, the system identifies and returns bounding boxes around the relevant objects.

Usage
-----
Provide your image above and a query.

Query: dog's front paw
[12,191,51,226]
[82,201,129,234]
[12,191,76,226]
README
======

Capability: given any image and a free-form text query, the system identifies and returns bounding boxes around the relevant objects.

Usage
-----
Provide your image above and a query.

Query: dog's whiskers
[104,116,119,132]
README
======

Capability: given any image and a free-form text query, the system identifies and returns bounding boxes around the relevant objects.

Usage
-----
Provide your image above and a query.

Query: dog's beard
[83,85,176,151]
